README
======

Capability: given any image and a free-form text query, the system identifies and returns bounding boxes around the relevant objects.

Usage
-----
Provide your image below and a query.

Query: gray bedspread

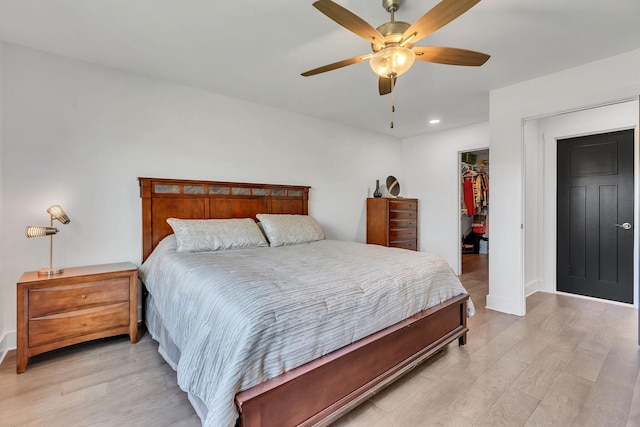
[139,236,474,426]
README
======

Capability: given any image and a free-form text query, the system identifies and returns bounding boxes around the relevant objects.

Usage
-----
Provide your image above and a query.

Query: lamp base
[37,267,64,276]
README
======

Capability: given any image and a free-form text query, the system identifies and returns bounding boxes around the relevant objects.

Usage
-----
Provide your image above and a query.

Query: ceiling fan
[301,0,490,96]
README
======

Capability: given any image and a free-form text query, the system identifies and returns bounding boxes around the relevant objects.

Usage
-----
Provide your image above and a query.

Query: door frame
[522,99,639,309]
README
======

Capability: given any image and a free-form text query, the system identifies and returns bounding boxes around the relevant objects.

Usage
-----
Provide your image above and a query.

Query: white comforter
[139,236,474,426]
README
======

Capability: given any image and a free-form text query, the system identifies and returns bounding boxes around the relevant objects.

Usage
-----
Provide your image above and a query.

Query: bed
[138,177,472,427]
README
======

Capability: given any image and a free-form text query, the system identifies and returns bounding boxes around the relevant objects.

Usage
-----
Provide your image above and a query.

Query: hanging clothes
[461,167,489,216]
[463,177,476,216]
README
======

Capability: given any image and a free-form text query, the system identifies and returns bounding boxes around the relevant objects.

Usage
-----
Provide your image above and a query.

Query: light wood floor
[1,254,639,426]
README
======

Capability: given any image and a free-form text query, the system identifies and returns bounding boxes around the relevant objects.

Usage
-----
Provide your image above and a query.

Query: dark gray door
[557,129,634,304]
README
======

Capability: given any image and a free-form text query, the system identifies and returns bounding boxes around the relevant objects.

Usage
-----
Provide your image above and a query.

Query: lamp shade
[25,226,59,238]
[47,205,70,224]
[369,46,415,78]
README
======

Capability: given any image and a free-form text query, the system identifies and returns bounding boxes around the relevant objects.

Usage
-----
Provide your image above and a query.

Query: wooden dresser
[16,262,138,373]
[366,198,418,250]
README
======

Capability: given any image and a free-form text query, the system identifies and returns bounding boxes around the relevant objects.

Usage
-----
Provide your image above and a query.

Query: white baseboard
[0,331,17,365]
[525,280,542,297]
[486,293,525,316]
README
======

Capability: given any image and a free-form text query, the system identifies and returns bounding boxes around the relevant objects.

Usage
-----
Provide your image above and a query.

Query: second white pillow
[256,214,325,247]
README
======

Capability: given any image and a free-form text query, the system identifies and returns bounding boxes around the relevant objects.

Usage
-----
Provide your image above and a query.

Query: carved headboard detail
[139,177,310,261]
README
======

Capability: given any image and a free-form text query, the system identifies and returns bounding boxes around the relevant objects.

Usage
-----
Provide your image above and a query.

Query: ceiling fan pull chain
[390,100,394,128]
[390,74,396,129]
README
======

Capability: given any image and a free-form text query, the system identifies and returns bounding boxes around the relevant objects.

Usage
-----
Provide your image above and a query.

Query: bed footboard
[236,293,468,427]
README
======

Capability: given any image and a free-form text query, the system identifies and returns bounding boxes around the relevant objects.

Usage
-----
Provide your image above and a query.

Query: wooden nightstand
[16,262,138,373]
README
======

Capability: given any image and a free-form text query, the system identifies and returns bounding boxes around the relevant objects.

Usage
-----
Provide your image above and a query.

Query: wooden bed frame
[139,177,469,427]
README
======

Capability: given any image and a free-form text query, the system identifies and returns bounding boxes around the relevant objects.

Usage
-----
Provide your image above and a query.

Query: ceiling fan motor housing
[373,0,410,52]
[372,21,411,52]
[382,0,401,12]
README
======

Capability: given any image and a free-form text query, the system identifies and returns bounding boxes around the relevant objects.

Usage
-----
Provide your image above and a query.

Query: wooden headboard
[139,177,310,261]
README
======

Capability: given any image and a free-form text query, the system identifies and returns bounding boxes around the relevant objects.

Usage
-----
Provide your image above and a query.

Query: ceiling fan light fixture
[369,45,415,78]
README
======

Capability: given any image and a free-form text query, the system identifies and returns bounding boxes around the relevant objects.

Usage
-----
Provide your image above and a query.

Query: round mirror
[386,176,400,197]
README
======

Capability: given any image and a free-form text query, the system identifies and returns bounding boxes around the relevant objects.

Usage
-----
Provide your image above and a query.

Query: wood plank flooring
[1,254,638,426]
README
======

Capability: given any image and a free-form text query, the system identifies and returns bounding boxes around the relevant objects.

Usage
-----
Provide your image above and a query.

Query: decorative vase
[373,180,382,198]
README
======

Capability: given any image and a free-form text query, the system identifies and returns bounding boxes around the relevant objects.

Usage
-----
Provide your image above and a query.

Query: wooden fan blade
[378,76,397,96]
[301,54,372,77]
[400,0,481,46]
[313,0,386,49]
[413,46,490,66]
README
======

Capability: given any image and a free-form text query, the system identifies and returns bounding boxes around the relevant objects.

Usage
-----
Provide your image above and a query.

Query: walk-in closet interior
[461,149,489,276]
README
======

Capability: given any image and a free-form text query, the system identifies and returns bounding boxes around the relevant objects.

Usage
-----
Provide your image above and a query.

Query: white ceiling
[2,0,640,138]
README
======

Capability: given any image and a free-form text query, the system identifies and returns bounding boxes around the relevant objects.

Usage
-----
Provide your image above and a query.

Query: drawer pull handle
[81,321,87,327]
[81,294,87,299]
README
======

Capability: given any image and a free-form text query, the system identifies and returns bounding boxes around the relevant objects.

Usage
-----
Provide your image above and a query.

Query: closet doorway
[460,149,489,286]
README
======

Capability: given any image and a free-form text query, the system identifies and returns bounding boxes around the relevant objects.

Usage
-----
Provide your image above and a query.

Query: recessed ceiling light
[429,119,441,124]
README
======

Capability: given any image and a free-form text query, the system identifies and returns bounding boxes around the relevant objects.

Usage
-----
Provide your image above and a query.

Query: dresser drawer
[389,200,417,211]
[390,240,417,250]
[29,302,130,347]
[389,218,417,229]
[389,209,417,220]
[28,278,130,319]
[389,228,416,241]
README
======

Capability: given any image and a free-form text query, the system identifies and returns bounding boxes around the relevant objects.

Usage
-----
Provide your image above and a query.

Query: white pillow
[166,218,268,252]
[256,214,325,247]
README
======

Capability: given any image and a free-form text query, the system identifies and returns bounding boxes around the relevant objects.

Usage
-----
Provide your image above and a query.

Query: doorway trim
[522,98,640,309]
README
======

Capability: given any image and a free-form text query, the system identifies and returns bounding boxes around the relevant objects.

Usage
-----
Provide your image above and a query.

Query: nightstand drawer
[28,278,130,318]
[29,302,130,347]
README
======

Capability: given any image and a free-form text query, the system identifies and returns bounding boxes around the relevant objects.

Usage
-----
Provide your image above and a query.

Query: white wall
[523,119,542,295]
[490,48,640,315]
[524,101,639,307]
[0,41,6,361]
[402,122,490,274]
[0,43,403,347]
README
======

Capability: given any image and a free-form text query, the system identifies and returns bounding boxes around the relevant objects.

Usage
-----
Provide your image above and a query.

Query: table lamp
[25,204,71,276]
